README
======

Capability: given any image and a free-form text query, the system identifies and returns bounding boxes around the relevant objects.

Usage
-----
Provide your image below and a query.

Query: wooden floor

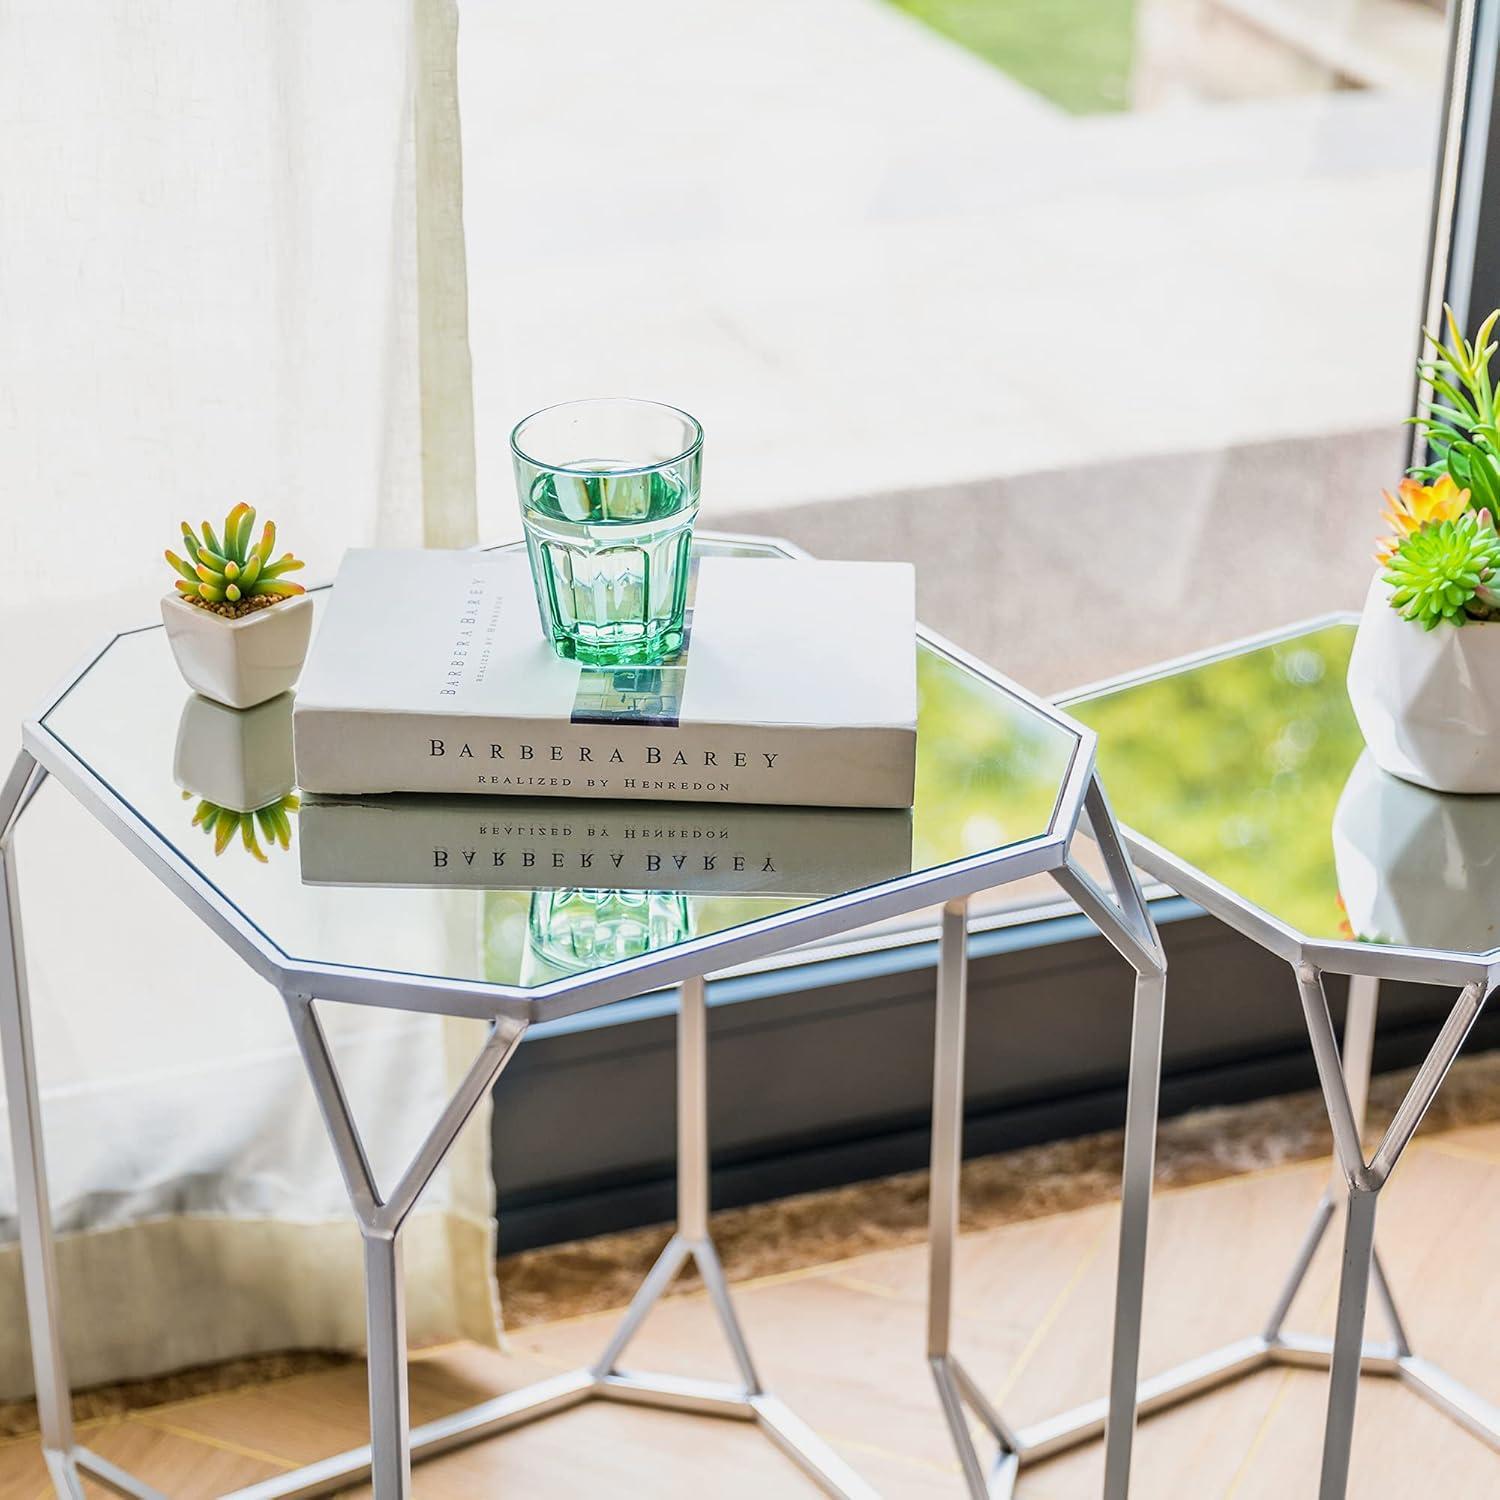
[10,1122,1500,1498]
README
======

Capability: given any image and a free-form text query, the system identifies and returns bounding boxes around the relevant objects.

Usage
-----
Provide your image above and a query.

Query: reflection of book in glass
[299,795,913,896]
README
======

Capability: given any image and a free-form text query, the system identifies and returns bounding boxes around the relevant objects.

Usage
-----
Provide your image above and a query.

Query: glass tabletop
[1070,621,1500,956]
[36,540,1081,990]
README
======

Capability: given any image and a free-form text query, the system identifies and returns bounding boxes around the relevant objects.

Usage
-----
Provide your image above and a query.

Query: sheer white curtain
[0,0,492,1396]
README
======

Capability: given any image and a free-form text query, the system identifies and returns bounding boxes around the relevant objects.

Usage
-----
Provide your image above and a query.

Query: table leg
[1263,976,1410,1356]
[1104,966,1165,1500]
[0,759,87,1499]
[927,898,1019,1498]
[675,975,758,1391]
[1330,978,1410,1357]
[1054,776,1167,1500]
[591,980,879,1498]
[592,976,760,1393]
[925,900,966,1370]
[287,996,526,1500]
[928,772,1168,1498]
[1296,963,1488,1500]
[1321,1185,1379,1498]
[363,1232,411,1496]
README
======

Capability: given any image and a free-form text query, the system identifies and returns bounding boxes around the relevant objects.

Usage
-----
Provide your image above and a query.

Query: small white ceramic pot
[1332,751,1500,950]
[1346,573,1500,793]
[161,592,314,710]
[173,691,295,812]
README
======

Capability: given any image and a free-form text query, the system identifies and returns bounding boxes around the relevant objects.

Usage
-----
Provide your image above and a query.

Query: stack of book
[291,548,918,895]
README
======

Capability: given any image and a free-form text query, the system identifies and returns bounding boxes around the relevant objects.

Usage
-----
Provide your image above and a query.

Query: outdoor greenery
[1071,626,1365,939]
[884,0,1137,115]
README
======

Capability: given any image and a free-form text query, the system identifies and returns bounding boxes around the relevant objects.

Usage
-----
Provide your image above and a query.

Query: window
[459,0,1455,947]
[462,0,1452,697]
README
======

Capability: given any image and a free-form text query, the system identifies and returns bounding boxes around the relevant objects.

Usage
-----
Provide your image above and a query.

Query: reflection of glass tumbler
[527,888,693,975]
[511,398,702,667]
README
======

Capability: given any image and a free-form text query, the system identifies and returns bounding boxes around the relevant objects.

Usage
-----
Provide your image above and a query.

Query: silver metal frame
[1060,616,1500,1500]
[0,533,1167,1498]
[926,777,1167,1500]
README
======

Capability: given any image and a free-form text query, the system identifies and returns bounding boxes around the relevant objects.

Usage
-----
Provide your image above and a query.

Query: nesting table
[1066,616,1500,1500]
[3,533,1164,1499]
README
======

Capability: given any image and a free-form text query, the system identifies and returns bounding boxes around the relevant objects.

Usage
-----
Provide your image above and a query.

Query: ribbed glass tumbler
[511,398,702,666]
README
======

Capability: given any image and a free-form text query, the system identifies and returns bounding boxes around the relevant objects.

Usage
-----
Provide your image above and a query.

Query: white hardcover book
[298,796,914,896]
[292,549,917,808]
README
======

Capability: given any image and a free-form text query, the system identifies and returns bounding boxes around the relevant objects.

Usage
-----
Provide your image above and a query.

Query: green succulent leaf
[1411,305,1500,496]
[168,507,305,603]
[1454,440,1500,519]
[1384,512,1500,628]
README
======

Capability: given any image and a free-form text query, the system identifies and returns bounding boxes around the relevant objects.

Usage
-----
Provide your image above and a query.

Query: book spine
[292,711,915,809]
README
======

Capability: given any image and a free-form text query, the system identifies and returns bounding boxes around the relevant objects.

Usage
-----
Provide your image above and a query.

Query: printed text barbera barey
[429,739,779,769]
[429,737,782,794]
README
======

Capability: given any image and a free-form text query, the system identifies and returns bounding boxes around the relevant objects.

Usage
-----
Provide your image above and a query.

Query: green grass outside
[883,0,1138,115]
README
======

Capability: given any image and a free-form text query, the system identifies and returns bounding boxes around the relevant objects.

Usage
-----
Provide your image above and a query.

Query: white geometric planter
[1332,751,1500,950]
[173,691,296,811]
[160,592,314,711]
[1346,572,1500,794]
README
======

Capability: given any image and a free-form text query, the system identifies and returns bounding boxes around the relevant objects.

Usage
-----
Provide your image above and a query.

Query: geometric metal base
[975,960,1500,1500]
[932,1196,1500,1499]
[3,859,876,1500]
[204,1365,872,1500]
[214,1228,876,1500]
[1007,1184,1500,1472]
[207,1367,872,1499]
[1016,1333,1500,1466]
[930,953,1500,1500]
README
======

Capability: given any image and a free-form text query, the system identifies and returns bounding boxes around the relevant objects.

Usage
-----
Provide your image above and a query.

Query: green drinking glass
[511,398,703,666]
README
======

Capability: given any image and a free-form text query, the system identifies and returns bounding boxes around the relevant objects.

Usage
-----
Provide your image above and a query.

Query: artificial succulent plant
[1384,509,1500,629]
[165,505,305,616]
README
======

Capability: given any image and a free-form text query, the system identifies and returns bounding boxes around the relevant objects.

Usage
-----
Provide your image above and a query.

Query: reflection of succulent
[165,505,305,616]
[1384,511,1500,629]
[184,790,299,863]
[1411,305,1500,521]
[1376,475,1470,563]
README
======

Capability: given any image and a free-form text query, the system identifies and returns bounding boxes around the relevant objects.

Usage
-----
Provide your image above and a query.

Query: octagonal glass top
[1069,621,1500,957]
[35,539,1081,991]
